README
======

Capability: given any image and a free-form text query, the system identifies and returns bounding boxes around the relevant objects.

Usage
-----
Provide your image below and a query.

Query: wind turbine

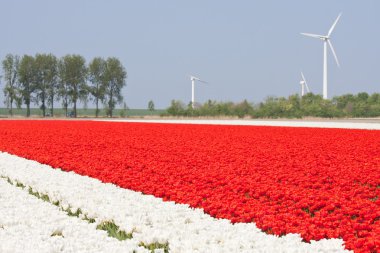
[301,13,341,99]
[190,75,208,108]
[300,72,310,96]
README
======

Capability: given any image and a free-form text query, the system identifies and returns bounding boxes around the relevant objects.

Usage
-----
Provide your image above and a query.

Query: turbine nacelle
[190,75,207,83]
[189,74,208,109]
[190,76,200,81]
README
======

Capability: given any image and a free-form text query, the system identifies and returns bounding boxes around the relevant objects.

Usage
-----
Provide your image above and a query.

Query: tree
[120,102,128,117]
[233,99,254,118]
[167,100,185,116]
[45,55,58,116]
[58,58,69,117]
[33,54,47,116]
[17,55,35,117]
[2,54,20,116]
[58,55,88,117]
[88,57,106,117]
[103,57,127,117]
[148,100,155,112]
[33,54,58,117]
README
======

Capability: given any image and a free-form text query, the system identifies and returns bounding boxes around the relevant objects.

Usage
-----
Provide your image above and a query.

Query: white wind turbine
[190,75,208,108]
[301,13,341,99]
[300,72,310,96]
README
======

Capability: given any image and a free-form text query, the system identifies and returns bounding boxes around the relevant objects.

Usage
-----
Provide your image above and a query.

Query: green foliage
[167,100,186,116]
[51,230,64,237]
[96,221,133,241]
[59,54,88,118]
[88,57,107,117]
[18,55,35,117]
[148,100,155,112]
[2,53,127,118]
[119,102,128,117]
[2,54,20,116]
[66,207,82,217]
[33,54,58,117]
[0,107,165,117]
[103,57,127,117]
[139,242,170,253]
[166,92,380,118]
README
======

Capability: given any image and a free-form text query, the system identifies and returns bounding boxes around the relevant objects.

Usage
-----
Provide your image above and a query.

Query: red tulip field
[0,120,379,252]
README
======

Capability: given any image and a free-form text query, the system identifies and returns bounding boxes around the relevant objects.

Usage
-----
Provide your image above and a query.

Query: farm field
[0,108,165,117]
[1,152,347,253]
[0,120,379,252]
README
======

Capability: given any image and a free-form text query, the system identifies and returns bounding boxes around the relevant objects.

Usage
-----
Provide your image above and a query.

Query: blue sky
[0,1,379,109]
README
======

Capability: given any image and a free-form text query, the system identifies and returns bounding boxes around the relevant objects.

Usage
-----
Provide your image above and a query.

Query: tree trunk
[50,94,54,116]
[42,95,46,117]
[74,100,77,118]
[26,103,30,117]
[109,90,113,118]
[95,83,99,118]
[64,96,68,117]
[95,98,99,118]
[108,97,113,118]
[9,97,13,116]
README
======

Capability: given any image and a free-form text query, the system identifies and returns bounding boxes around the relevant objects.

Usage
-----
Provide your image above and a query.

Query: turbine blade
[300,33,323,39]
[305,82,311,93]
[301,72,309,91]
[301,72,306,83]
[328,13,342,37]
[198,80,208,84]
[190,75,201,81]
[328,40,340,67]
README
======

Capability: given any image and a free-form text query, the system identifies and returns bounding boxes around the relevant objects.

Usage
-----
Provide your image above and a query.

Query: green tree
[199,100,217,116]
[167,100,185,116]
[234,99,254,118]
[58,55,88,117]
[333,93,355,116]
[17,55,35,117]
[103,57,127,117]
[45,55,58,116]
[88,57,106,117]
[57,58,70,116]
[33,54,58,117]
[120,102,128,117]
[2,54,20,116]
[148,100,155,112]
[368,93,380,116]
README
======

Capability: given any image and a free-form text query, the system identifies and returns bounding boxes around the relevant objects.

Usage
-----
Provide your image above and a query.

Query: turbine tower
[190,75,208,108]
[301,13,341,99]
[300,72,310,96]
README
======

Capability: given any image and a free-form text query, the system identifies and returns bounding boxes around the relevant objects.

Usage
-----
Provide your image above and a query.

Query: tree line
[1,53,127,117]
[166,92,380,118]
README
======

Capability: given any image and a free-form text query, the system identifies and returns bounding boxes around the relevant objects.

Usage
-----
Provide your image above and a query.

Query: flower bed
[0,174,147,253]
[0,120,379,252]
[0,152,347,252]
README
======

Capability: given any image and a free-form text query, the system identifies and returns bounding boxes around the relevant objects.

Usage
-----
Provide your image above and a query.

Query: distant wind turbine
[190,75,208,108]
[300,72,310,96]
[301,13,342,99]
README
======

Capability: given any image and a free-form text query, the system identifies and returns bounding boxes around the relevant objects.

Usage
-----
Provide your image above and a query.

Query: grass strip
[139,242,170,253]
[96,221,133,241]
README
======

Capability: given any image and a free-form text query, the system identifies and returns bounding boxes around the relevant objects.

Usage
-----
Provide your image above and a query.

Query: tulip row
[0,175,149,253]
[0,152,349,253]
[0,120,379,252]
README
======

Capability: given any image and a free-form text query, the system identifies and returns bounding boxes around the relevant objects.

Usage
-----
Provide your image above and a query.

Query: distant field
[0,108,166,117]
